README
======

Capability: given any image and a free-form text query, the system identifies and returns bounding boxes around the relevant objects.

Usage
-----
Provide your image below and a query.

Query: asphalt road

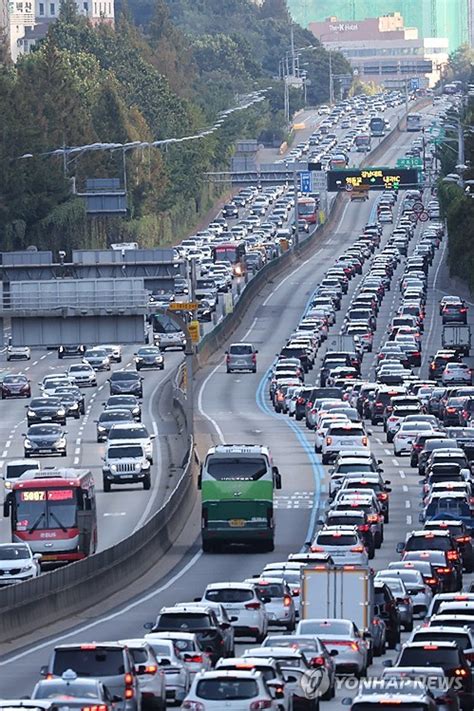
[0,346,185,552]
[0,101,463,702]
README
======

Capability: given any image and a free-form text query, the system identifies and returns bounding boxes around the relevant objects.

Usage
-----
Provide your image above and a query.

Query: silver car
[244,578,296,631]
[226,343,258,374]
[143,635,191,705]
[296,618,369,676]
[146,631,212,679]
[376,568,432,618]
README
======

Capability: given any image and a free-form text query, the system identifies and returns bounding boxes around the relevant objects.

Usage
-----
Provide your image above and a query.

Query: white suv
[182,669,280,710]
[200,582,268,643]
[321,421,370,464]
[107,423,154,462]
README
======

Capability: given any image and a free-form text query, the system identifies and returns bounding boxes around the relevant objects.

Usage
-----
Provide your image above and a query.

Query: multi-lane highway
[1,99,464,706]
[0,346,185,551]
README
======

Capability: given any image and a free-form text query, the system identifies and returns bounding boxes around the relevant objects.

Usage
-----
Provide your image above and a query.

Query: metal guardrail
[2,294,149,312]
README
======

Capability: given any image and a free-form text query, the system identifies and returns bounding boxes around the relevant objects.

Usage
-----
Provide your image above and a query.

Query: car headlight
[134,463,142,471]
[19,565,34,573]
[24,440,33,448]
[5,481,12,489]
[97,425,106,432]
[135,358,140,363]
[110,464,117,472]
[58,408,65,416]
[27,410,36,417]
[70,402,78,410]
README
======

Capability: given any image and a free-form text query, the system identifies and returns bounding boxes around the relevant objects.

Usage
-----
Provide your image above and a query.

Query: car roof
[205,582,255,591]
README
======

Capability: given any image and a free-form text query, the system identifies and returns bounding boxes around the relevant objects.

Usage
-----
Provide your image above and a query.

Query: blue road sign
[300,171,312,193]
[409,77,420,91]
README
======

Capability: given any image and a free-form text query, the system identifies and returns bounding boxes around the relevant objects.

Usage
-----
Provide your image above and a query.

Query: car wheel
[136,366,141,371]
[387,433,394,443]
[285,619,296,632]
[384,512,390,524]
[322,454,330,465]
[24,452,30,458]
[404,620,413,632]
[143,474,151,490]
[202,540,214,553]
[226,368,231,374]
[256,631,266,644]
[160,364,164,370]
[103,479,111,493]
[61,451,67,457]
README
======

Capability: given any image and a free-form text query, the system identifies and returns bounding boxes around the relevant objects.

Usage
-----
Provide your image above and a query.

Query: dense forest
[0,0,350,252]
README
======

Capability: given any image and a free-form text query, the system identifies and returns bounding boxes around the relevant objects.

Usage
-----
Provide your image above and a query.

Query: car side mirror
[261,596,272,604]
[143,622,154,630]
[40,665,48,677]
[396,542,405,553]
[112,697,122,704]
[330,649,339,656]
[383,659,394,667]
[136,664,148,675]
[385,480,391,485]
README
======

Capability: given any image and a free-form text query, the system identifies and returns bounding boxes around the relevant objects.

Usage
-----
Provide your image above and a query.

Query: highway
[0,100,463,704]
[0,346,185,551]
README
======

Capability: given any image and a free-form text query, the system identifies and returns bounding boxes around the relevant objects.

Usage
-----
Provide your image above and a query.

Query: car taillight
[362,436,368,446]
[82,706,107,711]
[186,654,203,663]
[297,397,305,404]
[125,688,134,699]
[124,673,133,685]
[283,595,292,607]
[447,551,459,560]
[367,514,378,523]
[226,354,230,363]
[145,665,158,674]
[252,354,257,363]
[425,577,437,586]
[351,545,364,553]
[250,701,273,710]
[454,668,468,676]
[245,602,261,610]
[378,492,388,500]
[311,656,325,666]
[326,436,333,445]
[311,546,324,552]
[277,393,284,401]
[436,567,451,574]
[447,407,456,413]
[460,307,467,313]
[430,363,436,369]
[359,524,370,532]
[457,536,471,543]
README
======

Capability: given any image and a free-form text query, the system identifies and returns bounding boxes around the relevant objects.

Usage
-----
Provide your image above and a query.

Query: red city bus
[212,242,246,276]
[3,468,97,565]
[297,197,318,224]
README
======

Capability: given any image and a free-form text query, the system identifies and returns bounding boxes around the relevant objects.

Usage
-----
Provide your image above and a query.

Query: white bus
[406,113,422,132]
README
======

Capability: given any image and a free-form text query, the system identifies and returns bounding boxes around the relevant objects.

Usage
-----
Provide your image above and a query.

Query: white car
[216,657,291,711]
[0,543,41,584]
[244,578,296,631]
[102,344,123,362]
[147,631,212,679]
[441,362,472,385]
[393,421,437,456]
[321,421,370,465]
[67,363,97,387]
[314,415,350,453]
[377,567,432,617]
[107,423,154,462]
[6,345,31,361]
[201,582,268,643]
[41,374,74,394]
[310,525,369,565]
[2,458,40,502]
[118,639,167,709]
[143,635,191,705]
[182,669,280,710]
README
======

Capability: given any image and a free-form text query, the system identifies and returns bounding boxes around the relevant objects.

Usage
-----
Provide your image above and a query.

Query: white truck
[326,334,356,353]
[442,324,471,357]
[300,564,375,638]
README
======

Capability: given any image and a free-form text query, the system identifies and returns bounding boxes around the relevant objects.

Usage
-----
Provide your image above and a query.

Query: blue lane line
[256,365,325,551]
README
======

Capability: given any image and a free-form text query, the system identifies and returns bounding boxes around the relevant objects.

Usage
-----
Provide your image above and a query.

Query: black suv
[374,580,401,649]
[442,301,468,324]
[109,371,143,397]
[150,605,230,664]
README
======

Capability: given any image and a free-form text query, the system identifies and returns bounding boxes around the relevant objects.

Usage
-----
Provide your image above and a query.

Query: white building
[13,0,113,60]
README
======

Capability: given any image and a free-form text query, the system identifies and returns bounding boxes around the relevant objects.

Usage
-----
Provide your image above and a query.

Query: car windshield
[109,428,148,440]
[398,647,459,667]
[99,412,133,423]
[0,546,30,560]
[206,457,268,481]
[33,681,100,699]
[4,375,27,383]
[157,614,211,630]
[138,348,160,355]
[254,584,285,599]
[336,463,374,473]
[5,463,39,479]
[28,426,61,436]
[229,345,252,355]
[196,679,258,701]
[316,533,358,546]
[111,372,139,381]
[205,589,253,603]
[52,648,125,676]
[299,620,352,635]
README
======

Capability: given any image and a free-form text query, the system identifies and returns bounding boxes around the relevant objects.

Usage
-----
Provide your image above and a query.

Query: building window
[83,1,88,10]
[94,2,97,13]
[39,2,44,13]
[108,2,111,13]
[50,2,55,13]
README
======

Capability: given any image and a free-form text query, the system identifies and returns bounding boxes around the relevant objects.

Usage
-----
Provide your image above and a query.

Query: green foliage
[445,44,474,84]
[439,182,474,291]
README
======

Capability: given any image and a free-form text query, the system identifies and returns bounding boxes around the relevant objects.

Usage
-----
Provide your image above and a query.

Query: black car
[135,346,164,371]
[26,397,67,426]
[23,424,67,458]
[57,344,85,359]
[109,371,143,397]
[374,580,401,649]
[424,519,474,573]
[104,395,142,421]
[222,203,239,218]
[150,606,230,664]
[95,409,136,443]
[53,386,85,416]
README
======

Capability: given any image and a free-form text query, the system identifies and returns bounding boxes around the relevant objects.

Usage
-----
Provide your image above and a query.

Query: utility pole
[293,168,299,249]
[458,119,466,188]
[329,49,334,105]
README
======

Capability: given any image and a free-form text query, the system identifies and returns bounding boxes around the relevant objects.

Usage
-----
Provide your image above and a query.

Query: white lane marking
[104,512,126,517]
[40,355,47,360]
[0,549,203,665]
[197,363,225,443]
[405,500,411,509]
[403,485,408,492]
[391,458,399,466]
[74,447,80,456]
[406,515,412,525]
[384,449,391,455]
[375,438,382,445]
[73,456,79,465]
[399,470,406,479]
[241,317,258,341]
[421,235,448,368]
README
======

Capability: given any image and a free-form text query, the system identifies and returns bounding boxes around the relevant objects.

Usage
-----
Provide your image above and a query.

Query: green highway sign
[396,157,423,169]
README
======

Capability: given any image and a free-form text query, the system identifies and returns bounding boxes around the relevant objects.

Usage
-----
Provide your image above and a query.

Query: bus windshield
[407,114,422,131]
[213,244,244,264]
[206,457,268,481]
[298,200,316,216]
[13,488,77,532]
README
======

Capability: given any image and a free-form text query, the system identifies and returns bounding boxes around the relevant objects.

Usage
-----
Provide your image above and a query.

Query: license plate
[41,416,50,421]
[120,475,133,479]
[38,449,50,453]
[236,360,245,365]
[229,519,246,528]
[341,439,356,445]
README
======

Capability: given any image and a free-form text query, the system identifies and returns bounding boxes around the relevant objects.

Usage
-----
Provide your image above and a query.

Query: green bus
[198,444,282,553]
